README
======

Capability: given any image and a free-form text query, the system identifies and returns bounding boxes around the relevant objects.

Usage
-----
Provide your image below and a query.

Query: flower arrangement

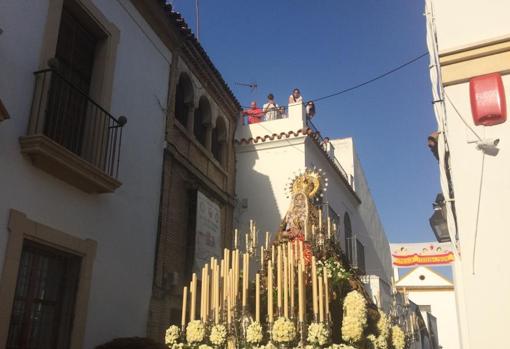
[198,345,213,349]
[170,344,185,349]
[316,258,351,284]
[341,290,367,343]
[186,320,206,344]
[375,311,390,349]
[209,324,227,346]
[247,322,264,344]
[391,325,405,349]
[272,317,296,343]
[327,344,357,349]
[165,325,180,346]
[307,322,329,346]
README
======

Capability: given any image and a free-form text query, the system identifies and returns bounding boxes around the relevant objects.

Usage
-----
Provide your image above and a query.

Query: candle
[324,273,330,320]
[327,216,331,239]
[227,269,232,324]
[304,223,308,241]
[190,273,197,321]
[277,246,282,312]
[319,208,322,230]
[265,232,269,249]
[283,253,288,318]
[318,274,324,322]
[181,286,188,326]
[234,229,238,249]
[272,245,275,265]
[242,253,248,307]
[261,246,265,269]
[256,273,260,322]
[289,244,295,317]
[215,264,220,323]
[268,260,274,323]
[246,233,249,253]
[298,263,304,322]
[311,256,318,319]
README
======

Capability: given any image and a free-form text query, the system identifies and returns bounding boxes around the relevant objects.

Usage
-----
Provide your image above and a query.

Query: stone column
[205,123,213,151]
[186,102,195,134]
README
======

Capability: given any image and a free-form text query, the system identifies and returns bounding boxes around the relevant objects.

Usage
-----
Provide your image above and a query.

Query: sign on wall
[194,191,222,275]
[389,242,454,267]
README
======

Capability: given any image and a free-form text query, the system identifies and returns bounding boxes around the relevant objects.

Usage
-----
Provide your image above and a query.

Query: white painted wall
[0,1,170,347]
[427,2,510,348]
[432,0,510,52]
[397,267,460,349]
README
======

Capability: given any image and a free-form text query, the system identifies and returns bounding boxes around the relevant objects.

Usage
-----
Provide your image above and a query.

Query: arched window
[344,212,353,263]
[174,73,194,127]
[194,97,211,146]
[212,117,227,166]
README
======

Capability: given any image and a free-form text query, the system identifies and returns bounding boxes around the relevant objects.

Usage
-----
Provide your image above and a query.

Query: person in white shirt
[263,93,280,121]
[288,88,303,104]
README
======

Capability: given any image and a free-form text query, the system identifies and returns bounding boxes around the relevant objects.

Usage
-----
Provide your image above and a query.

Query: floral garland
[307,322,329,346]
[247,322,264,344]
[209,324,227,346]
[272,317,296,343]
[186,320,206,344]
[375,311,390,349]
[391,325,405,349]
[165,325,180,346]
[316,258,351,284]
[341,290,367,343]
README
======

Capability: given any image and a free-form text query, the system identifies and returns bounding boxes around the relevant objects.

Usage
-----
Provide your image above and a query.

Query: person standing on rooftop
[288,88,303,104]
[242,101,264,124]
[263,93,280,121]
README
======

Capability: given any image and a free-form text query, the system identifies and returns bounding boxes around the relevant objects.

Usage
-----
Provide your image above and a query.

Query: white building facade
[0,0,172,348]
[425,0,510,348]
[397,267,460,349]
[235,103,394,310]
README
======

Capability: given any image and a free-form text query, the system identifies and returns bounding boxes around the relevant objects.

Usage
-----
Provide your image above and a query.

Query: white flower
[391,325,405,349]
[209,324,227,346]
[165,325,180,346]
[272,317,296,343]
[307,322,329,346]
[199,345,213,349]
[264,343,278,349]
[247,322,264,344]
[341,290,367,343]
[327,344,357,349]
[171,343,185,349]
[186,320,206,344]
[375,311,390,349]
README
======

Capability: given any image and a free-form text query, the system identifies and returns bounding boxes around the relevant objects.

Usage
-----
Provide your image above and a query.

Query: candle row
[180,240,331,328]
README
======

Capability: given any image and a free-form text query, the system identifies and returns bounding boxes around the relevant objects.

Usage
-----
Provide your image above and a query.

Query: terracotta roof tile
[158,1,241,110]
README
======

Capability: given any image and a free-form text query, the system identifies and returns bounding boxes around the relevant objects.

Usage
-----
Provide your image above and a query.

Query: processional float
[165,169,408,349]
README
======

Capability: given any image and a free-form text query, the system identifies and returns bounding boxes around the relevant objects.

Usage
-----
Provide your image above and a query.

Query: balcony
[20,68,127,193]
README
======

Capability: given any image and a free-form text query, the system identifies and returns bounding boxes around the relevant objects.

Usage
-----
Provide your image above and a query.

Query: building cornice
[130,0,241,119]
[235,127,361,204]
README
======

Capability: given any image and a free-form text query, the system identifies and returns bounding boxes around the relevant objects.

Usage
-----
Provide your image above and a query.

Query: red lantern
[469,72,507,126]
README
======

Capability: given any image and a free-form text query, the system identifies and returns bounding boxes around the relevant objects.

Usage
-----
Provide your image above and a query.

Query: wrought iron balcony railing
[28,68,126,178]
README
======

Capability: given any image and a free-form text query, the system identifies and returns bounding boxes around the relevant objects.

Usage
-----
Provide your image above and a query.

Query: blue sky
[170,0,441,246]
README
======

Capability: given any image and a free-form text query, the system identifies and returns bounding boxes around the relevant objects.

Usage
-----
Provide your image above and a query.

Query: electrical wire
[240,52,428,109]
[444,92,482,141]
